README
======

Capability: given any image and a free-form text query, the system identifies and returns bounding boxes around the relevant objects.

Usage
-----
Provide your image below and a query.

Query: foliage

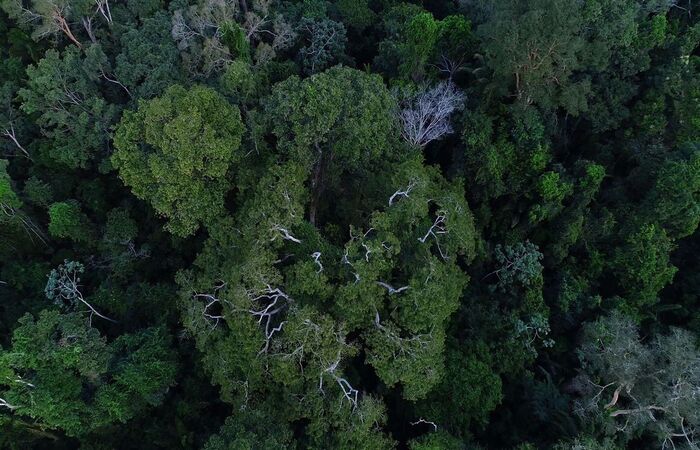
[112,84,244,236]
[1,1,700,448]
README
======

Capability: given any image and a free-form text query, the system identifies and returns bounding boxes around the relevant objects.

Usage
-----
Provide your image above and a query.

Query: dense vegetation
[1,0,700,448]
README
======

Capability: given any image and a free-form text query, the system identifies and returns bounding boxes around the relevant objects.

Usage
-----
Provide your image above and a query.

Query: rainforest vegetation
[1,0,700,448]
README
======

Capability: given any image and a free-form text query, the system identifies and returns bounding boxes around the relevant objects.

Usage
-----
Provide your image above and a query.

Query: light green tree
[112,84,244,237]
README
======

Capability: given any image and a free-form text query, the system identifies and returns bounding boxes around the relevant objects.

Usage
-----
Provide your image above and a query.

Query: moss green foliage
[112,84,244,236]
[1,1,700,448]
[47,200,91,242]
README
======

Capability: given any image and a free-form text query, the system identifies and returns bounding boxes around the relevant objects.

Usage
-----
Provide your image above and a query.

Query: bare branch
[311,252,323,273]
[411,418,438,431]
[418,211,449,259]
[100,69,132,98]
[398,81,466,148]
[376,281,409,295]
[320,351,358,409]
[2,124,31,160]
[271,224,302,243]
[95,0,113,24]
[0,397,17,410]
[388,179,417,206]
[247,285,292,354]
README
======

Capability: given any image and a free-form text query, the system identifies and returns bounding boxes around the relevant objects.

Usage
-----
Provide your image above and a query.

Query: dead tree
[398,81,466,148]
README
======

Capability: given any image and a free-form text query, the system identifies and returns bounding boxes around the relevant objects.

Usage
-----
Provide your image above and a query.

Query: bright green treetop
[112,84,244,237]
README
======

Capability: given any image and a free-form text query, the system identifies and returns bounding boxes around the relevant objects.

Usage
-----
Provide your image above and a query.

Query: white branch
[376,281,410,295]
[2,124,31,159]
[271,225,302,243]
[398,81,466,148]
[388,180,417,206]
[0,397,17,410]
[320,351,358,409]
[248,285,292,354]
[411,418,438,431]
[311,252,323,273]
[418,212,448,259]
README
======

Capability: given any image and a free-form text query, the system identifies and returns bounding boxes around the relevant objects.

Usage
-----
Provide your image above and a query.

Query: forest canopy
[1,0,700,449]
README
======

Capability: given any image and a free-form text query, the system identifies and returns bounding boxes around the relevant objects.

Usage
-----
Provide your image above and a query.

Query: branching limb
[320,351,358,409]
[311,252,323,273]
[248,285,292,354]
[271,225,302,243]
[388,179,417,206]
[100,69,132,98]
[411,418,438,431]
[418,212,448,259]
[0,397,17,410]
[376,281,409,295]
[2,124,31,159]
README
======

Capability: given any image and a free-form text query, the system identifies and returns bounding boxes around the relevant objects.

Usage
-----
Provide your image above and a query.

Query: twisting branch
[376,281,410,295]
[388,179,417,206]
[271,224,302,243]
[192,281,229,330]
[247,285,292,354]
[320,351,358,409]
[311,252,323,273]
[398,81,466,148]
[341,248,360,283]
[418,211,448,259]
[411,418,438,431]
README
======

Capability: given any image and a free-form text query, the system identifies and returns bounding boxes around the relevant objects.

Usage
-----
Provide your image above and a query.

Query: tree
[19,45,118,168]
[298,17,347,74]
[575,312,700,448]
[374,7,475,82]
[640,148,700,240]
[261,66,401,224]
[0,310,176,436]
[478,0,587,110]
[416,341,503,436]
[47,200,91,243]
[114,11,182,99]
[488,241,543,291]
[397,81,466,149]
[45,260,115,325]
[1,0,88,48]
[390,10,439,81]
[613,223,677,315]
[112,84,244,237]
[171,0,296,76]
